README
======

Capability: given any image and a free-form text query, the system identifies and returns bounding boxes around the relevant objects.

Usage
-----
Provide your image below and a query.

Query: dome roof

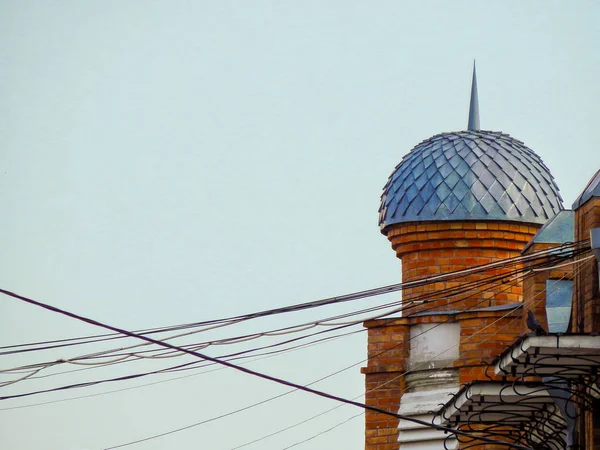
[379,130,563,231]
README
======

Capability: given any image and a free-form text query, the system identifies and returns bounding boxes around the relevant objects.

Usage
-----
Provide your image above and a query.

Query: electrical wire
[0,248,588,450]
[0,250,583,415]
[0,325,365,400]
[1,241,586,357]
[1,250,584,400]
[0,287,536,450]
[227,274,530,449]
[101,352,372,450]
[0,270,507,404]
[0,255,542,388]
[3,245,585,385]
[229,254,591,450]
[4,255,576,448]
[0,329,362,411]
[0,272,508,376]
[104,267,541,450]
[3,246,580,378]
[280,412,364,450]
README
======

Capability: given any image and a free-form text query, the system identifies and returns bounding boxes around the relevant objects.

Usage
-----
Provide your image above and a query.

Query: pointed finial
[468,61,480,131]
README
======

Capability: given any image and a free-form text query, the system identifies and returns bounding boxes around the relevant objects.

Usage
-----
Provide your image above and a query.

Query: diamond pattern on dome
[379,131,563,230]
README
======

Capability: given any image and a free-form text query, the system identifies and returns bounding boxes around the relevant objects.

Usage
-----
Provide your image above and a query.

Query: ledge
[494,334,600,377]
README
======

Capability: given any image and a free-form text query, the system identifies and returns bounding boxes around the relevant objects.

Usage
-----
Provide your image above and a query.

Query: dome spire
[467,61,480,131]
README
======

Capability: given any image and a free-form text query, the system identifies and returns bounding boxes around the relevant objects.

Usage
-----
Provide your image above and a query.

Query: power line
[101,355,363,450]
[280,412,363,450]
[3,256,575,448]
[104,265,582,450]
[0,249,584,416]
[1,270,510,404]
[1,328,359,401]
[1,250,584,400]
[4,246,579,373]
[228,256,590,450]
[226,274,530,449]
[0,287,535,450]
[0,243,584,404]
[0,248,587,450]
[1,240,585,356]
[0,257,535,385]
[0,328,358,411]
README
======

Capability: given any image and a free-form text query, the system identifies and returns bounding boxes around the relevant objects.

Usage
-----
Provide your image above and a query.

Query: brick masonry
[362,220,542,450]
[573,197,600,450]
[362,319,409,450]
[574,197,600,334]
[454,308,522,384]
[361,308,526,449]
[384,221,539,315]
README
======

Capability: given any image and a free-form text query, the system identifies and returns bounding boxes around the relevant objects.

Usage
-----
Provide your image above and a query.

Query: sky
[1,1,599,449]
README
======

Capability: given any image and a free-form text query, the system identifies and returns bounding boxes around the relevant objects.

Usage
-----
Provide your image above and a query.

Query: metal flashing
[522,210,575,253]
[545,279,573,333]
[407,302,521,318]
[572,169,600,209]
[592,228,600,262]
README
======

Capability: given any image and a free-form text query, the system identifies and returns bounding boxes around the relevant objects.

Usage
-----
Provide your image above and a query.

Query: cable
[4,259,561,448]
[280,412,363,450]
[228,268,532,449]
[0,265,519,376]
[232,256,590,450]
[229,388,362,450]
[102,353,367,450]
[2,241,586,356]
[0,256,539,386]
[0,247,586,440]
[0,329,360,411]
[4,247,577,376]
[0,246,584,450]
[0,326,364,401]
[0,287,535,450]
[6,243,584,380]
[0,249,583,415]
[0,272,509,403]
[1,250,582,399]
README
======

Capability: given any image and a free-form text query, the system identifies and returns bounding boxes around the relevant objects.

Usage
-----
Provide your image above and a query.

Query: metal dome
[379,130,563,231]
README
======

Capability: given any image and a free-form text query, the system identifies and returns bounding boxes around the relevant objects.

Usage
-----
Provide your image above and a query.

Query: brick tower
[362,64,564,450]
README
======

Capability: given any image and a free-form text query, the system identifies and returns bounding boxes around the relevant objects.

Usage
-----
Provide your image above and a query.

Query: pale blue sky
[1,2,599,449]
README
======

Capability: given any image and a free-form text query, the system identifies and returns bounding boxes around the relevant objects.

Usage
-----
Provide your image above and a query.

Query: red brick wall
[361,309,526,448]
[456,308,522,383]
[574,198,600,334]
[384,221,539,315]
[361,319,410,450]
[573,197,600,450]
[362,220,541,449]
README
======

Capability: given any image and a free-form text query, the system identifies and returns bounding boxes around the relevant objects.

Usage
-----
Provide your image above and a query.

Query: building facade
[362,67,600,450]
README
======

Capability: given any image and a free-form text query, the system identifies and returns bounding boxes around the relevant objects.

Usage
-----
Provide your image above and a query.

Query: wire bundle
[0,240,591,449]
